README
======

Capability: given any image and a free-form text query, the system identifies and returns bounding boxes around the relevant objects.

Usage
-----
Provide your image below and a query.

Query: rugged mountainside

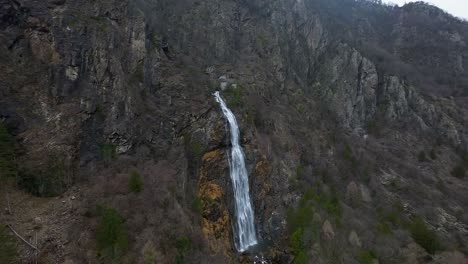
[1,0,468,263]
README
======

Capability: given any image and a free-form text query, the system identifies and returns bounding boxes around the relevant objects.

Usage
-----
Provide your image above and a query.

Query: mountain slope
[0,0,467,263]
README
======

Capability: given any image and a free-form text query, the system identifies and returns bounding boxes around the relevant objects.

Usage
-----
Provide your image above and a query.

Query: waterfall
[214,91,258,252]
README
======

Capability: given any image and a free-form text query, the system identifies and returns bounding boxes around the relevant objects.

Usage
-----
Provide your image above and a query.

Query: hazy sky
[384,0,468,19]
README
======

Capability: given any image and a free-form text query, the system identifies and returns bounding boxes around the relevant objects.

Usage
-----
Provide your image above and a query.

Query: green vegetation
[287,188,342,263]
[451,165,465,178]
[151,33,161,50]
[129,171,143,193]
[378,201,405,228]
[256,34,269,48]
[145,254,156,264]
[409,217,441,255]
[100,143,116,165]
[0,123,17,180]
[429,148,438,160]
[223,86,244,108]
[289,229,308,264]
[357,250,377,264]
[376,222,392,235]
[296,164,305,178]
[183,135,205,162]
[451,152,468,178]
[89,16,109,32]
[360,166,372,184]
[289,228,309,264]
[70,13,109,32]
[95,104,104,115]
[175,236,192,264]
[378,202,441,255]
[418,151,428,162]
[96,205,128,260]
[301,188,342,221]
[287,197,314,263]
[191,196,203,215]
[295,104,306,114]
[290,228,307,264]
[287,201,314,233]
[130,62,145,84]
[343,144,358,169]
[0,225,19,264]
[366,119,383,136]
[19,155,69,197]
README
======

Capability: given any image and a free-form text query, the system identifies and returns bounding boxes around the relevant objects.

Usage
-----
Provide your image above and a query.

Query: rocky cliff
[1,0,468,263]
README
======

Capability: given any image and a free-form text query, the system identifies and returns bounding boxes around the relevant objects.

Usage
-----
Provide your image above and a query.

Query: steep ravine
[1,0,468,263]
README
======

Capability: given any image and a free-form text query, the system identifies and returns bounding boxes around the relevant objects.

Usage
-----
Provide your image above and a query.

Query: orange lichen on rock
[198,149,232,256]
[198,182,231,255]
[253,156,272,197]
[254,156,271,180]
[199,182,223,201]
[202,149,224,163]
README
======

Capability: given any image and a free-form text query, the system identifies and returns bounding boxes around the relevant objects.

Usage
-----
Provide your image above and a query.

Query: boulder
[348,230,361,248]
[322,220,335,240]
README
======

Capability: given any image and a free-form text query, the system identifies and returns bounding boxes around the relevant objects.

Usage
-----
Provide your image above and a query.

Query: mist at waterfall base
[214,91,258,252]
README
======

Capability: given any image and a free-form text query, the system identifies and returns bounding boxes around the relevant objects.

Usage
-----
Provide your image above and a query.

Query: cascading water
[214,91,258,252]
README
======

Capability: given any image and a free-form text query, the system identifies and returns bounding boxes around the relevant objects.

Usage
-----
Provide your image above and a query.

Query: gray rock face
[1,0,468,262]
[314,43,378,128]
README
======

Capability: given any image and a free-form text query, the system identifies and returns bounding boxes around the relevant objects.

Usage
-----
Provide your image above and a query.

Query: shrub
[287,201,314,232]
[151,33,161,51]
[287,188,339,263]
[175,236,192,264]
[324,192,341,219]
[366,119,383,136]
[293,251,308,264]
[191,197,203,215]
[296,104,306,114]
[429,148,437,160]
[289,228,309,264]
[376,222,392,235]
[100,143,116,164]
[0,123,17,180]
[0,225,19,264]
[451,165,465,178]
[343,144,358,169]
[302,188,342,221]
[256,34,268,48]
[130,62,144,84]
[357,250,377,264]
[89,16,109,32]
[183,136,205,162]
[409,217,441,254]
[18,155,69,197]
[129,171,143,193]
[287,196,314,263]
[382,201,405,226]
[145,254,156,264]
[223,86,244,108]
[96,205,128,259]
[296,164,305,178]
[290,228,304,255]
[418,151,428,162]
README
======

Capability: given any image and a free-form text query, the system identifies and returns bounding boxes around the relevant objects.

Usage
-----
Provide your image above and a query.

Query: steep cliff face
[1,0,468,263]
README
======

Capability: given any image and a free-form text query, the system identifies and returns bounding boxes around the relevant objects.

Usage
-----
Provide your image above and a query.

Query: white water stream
[214,91,258,252]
